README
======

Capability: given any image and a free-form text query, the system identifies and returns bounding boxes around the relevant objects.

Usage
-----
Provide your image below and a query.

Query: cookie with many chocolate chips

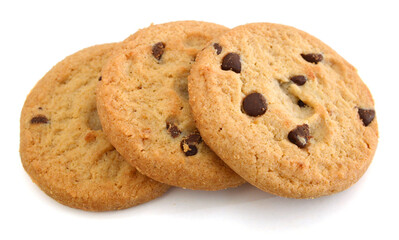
[97,21,244,190]
[188,23,378,198]
[20,44,169,211]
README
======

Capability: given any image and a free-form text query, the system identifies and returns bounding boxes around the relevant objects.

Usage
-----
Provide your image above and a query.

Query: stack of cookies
[20,21,378,211]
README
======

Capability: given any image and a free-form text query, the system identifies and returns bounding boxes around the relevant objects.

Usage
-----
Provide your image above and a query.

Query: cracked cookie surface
[188,23,378,198]
[20,44,169,211]
[97,21,244,190]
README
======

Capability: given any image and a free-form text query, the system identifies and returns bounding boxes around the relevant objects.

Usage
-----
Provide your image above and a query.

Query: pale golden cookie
[189,23,378,198]
[97,21,244,190]
[20,43,169,211]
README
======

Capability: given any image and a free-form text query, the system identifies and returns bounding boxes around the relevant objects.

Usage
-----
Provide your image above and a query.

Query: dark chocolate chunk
[98,76,102,81]
[180,133,202,156]
[185,133,202,144]
[297,99,307,108]
[221,53,241,73]
[213,43,222,55]
[30,115,48,124]
[288,124,310,148]
[181,143,198,156]
[242,92,268,117]
[290,75,307,86]
[301,53,323,64]
[152,42,165,61]
[358,108,375,126]
[166,122,181,138]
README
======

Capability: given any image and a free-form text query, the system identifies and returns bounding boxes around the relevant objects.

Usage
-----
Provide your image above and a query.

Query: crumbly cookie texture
[20,44,169,211]
[97,21,244,190]
[188,23,378,198]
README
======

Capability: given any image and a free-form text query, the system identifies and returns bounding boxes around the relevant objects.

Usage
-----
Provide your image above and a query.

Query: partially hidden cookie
[97,21,244,190]
[188,23,378,198]
[20,43,169,211]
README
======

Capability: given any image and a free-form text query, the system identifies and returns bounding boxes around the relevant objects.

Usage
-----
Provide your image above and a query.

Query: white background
[1,0,398,239]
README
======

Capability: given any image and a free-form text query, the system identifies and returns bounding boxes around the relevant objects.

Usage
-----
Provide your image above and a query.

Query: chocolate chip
[213,43,222,55]
[288,124,310,148]
[290,75,307,86]
[358,108,375,126]
[297,99,307,108]
[180,133,202,156]
[98,76,102,81]
[242,92,268,117]
[166,122,181,138]
[221,53,241,73]
[152,42,165,61]
[38,107,43,110]
[30,115,48,124]
[301,53,323,64]
[181,143,197,156]
[185,133,202,144]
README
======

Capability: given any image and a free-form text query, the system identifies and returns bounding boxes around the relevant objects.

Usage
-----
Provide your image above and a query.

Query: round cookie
[188,23,378,198]
[97,21,244,190]
[20,43,170,211]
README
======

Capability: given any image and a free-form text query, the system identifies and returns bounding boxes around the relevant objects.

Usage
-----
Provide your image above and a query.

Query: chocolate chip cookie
[97,21,244,190]
[20,43,169,211]
[188,23,378,198]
